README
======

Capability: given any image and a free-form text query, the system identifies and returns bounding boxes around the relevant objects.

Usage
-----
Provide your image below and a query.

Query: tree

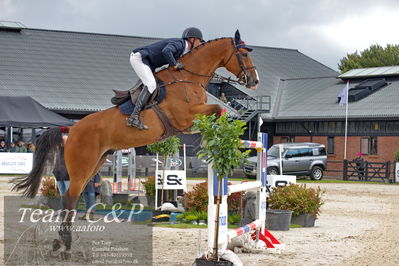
[193,113,249,260]
[147,136,181,206]
[338,44,399,73]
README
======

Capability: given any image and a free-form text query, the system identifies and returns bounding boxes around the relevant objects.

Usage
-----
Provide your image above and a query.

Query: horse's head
[223,30,259,90]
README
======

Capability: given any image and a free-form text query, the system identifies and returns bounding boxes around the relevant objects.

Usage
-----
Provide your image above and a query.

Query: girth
[150,105,181,141]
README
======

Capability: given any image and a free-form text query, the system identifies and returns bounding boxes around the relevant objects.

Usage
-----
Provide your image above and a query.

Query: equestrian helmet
[182,27,203,41]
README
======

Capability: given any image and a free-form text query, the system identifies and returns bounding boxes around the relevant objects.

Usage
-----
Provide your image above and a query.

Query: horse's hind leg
[54,145,104,259]
[54,150,110,259]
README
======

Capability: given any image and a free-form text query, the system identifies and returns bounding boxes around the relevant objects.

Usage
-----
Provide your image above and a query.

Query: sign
[396,163,399,183]
[156,170,186,190]
[0,153,33,174]
[267,174,296,188]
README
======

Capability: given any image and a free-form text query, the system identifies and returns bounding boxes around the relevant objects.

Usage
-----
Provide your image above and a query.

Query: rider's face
[189,38,202,49]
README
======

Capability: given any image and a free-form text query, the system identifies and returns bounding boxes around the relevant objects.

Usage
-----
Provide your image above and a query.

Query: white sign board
[0,153,33,174]
[267,174,296,188]
[396,163,399,183]
[156,170,186,190]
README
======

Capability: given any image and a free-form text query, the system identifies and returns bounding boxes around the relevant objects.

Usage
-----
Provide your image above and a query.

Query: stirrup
[126,116,148,130]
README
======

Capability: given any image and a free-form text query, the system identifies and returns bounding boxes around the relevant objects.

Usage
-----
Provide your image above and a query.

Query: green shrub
[268,184,324,218]
[141,176,156,197]
[193,211,208,221]
[394,150,399,162]
[185,214,198,222]
[228,213,241,224]
[183,181,243,213]
[176,214,185,221]
[184,182,208,212]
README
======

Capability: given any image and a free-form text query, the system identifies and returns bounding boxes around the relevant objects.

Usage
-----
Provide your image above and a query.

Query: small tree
[338,44,399,73]
[193,113,249,260]
[147,136,180,206]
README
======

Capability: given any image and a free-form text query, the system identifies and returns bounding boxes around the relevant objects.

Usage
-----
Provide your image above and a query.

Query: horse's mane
[156,37,233,74]
[180,37,233,59]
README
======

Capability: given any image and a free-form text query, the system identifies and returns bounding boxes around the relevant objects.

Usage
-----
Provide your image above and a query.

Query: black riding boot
[127,87,151,129]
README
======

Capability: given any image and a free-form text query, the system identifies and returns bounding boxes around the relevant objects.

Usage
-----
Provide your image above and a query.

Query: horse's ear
[234,30,241,45]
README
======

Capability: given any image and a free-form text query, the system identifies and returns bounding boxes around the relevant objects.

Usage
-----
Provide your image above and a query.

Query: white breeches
[129,52,157,93]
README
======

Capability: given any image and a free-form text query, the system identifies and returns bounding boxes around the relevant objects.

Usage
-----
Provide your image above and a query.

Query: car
[243,142,327,180]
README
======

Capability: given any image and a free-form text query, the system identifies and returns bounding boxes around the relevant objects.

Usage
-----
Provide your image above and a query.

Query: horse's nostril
[255,79,259,85]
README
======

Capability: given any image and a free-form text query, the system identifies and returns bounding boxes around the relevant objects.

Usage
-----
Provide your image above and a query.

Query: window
[318,147,327,156]
[286,149,301,157]
[360,137,378,155]
[370,137,378,154]
[299,148,313,157]
[327,136,334,154]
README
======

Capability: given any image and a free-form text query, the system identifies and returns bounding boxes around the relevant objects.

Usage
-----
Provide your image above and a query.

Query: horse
[11,30,259,258]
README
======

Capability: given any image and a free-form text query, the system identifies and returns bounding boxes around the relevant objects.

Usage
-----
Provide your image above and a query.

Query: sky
[1,0,399,71]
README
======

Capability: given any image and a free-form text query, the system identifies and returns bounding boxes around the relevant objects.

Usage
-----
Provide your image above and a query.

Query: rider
[127,27,204,129]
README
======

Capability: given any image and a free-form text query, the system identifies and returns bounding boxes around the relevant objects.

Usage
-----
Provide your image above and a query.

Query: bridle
[220,40,257,86]
[180,39,256,87]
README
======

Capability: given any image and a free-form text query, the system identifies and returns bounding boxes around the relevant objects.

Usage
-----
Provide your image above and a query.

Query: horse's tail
[11,127,65,198]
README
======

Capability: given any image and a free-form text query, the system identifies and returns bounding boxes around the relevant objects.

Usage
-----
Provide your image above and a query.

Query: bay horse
[11,30,259,258]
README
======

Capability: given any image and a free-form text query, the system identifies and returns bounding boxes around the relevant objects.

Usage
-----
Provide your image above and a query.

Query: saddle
[111,80,180,140]
[111,80,161,108]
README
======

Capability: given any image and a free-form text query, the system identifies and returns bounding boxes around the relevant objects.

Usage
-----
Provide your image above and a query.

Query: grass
[290,224,303,228]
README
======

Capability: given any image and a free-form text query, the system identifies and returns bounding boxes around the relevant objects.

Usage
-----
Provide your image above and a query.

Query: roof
[0,28,160,113]
[273,142,325,148]
[0,96,74,127]
[273,76,399,120]
[338,66,399,79]
[0,27,338,115]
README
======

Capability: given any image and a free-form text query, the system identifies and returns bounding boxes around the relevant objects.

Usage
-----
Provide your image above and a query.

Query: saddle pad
[118,86,166,115]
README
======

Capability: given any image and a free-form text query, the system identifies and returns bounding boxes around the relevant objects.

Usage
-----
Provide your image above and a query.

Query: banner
[396,163,399,183]
[155,170,186,190]
[0,153,33,174]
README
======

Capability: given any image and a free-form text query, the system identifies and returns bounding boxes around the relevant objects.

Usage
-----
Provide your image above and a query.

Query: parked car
[243,142,327,180]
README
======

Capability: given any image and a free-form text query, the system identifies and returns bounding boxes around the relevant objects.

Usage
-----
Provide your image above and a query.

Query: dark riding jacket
[133,38,186,71]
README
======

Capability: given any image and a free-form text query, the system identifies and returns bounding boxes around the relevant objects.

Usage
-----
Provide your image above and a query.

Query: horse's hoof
[61,251,71,260]
[50,249,61,257]
[52,239,62,251]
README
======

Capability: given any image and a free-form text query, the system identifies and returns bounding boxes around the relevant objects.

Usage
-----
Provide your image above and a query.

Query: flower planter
[291,213,316,227]
[265,209,292,231]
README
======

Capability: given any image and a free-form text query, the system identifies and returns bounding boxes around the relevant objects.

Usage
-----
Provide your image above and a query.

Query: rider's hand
[174,62,184,70]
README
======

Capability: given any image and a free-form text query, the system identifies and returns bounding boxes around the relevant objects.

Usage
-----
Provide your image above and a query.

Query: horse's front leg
[181,104,223,134]
[189,104,223,117]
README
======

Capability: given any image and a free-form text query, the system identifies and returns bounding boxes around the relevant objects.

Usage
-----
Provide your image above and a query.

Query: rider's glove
[174,62,184,70]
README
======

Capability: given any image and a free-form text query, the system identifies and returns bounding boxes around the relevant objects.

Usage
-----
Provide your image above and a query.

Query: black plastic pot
[291,213,316,227]
[195,258,233,266]
[265,209,292,231]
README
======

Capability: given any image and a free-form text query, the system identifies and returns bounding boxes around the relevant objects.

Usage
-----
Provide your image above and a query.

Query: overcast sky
[1,0,399,71]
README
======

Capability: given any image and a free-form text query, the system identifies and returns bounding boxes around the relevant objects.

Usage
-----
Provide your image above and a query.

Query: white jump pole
[155,153,159,210]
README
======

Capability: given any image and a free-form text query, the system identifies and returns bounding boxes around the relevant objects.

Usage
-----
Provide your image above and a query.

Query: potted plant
[193,113,248,264]
[141,176,155,207]
[268,184,324,227]
[40,176,61,209]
